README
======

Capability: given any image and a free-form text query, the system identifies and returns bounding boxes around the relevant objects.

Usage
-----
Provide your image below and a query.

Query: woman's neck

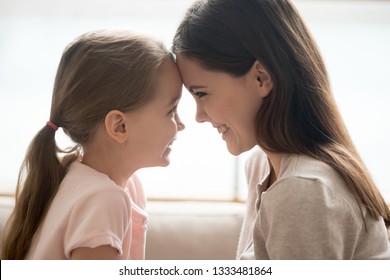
[265,151,283,183]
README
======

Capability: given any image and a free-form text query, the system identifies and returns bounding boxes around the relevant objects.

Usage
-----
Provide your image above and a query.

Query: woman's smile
[215,124,231,140]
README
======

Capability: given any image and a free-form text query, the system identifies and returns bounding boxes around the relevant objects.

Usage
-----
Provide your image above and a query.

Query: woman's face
[177,54,269,155]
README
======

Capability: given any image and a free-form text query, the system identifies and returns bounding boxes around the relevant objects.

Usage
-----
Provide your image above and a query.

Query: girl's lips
[163,140,176,157]
[168,138,176,148]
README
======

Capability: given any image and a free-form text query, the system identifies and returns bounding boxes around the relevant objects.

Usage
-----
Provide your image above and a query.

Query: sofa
[0,196,245,260]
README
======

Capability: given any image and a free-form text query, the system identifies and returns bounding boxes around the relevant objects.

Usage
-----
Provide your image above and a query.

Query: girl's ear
[104,110,128,144]
[250,60,273,98]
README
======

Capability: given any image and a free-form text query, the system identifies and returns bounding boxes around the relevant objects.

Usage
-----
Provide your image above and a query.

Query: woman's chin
[226,142,255,156]
[226,145,242,156]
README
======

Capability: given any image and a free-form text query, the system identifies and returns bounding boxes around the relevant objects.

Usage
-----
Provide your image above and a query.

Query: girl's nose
[175,113,185,131]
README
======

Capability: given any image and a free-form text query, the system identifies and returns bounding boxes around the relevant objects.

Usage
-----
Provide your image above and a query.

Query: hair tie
[46,121,59,131]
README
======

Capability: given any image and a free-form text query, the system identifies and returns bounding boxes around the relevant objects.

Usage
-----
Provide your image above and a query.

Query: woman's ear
[104,110,128,144]
[251,60,273,98]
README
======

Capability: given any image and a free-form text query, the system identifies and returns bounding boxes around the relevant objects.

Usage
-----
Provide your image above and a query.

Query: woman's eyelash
[193,91,207,98]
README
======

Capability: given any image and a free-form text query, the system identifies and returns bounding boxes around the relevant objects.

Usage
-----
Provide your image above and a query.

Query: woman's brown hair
[172,0,390,227]
[0,30,171,259]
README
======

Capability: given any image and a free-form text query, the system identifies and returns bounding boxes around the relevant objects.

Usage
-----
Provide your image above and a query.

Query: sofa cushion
[145,201,244,260]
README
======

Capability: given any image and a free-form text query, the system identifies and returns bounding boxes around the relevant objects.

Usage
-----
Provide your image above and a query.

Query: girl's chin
[158,148,172,166]
[139,152,171,169]
[158,156,170,167]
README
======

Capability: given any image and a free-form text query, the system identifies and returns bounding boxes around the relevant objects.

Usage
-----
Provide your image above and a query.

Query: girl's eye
[193,91,207,98]
[169,105,178,114]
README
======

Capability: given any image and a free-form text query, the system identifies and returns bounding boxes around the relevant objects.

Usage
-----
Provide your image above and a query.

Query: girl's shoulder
[126,173,146,210]
[58,161,132,210]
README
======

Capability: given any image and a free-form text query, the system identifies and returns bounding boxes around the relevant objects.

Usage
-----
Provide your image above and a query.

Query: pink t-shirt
[26,161,148,259]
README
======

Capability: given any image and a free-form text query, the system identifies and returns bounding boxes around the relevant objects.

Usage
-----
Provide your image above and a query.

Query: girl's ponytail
[1,30,170,259]
[1,123,67,259]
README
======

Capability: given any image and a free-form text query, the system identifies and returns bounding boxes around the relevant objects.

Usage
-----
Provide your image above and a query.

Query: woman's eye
[193,91,207,98]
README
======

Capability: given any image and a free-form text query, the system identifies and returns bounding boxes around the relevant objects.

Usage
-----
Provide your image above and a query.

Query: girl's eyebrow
[167,94,181,107]
[188,85,207,93]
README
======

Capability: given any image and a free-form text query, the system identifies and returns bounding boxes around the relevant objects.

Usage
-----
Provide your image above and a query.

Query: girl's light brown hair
[173,0,390,227]
[0,30,171,259]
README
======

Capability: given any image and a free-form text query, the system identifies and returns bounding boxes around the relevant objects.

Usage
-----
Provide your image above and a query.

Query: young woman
[172,0,390,259]
[0,30,185,259]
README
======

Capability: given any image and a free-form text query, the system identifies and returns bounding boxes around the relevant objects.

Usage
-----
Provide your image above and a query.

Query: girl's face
[125,59,185,167]
[177,55,268,156]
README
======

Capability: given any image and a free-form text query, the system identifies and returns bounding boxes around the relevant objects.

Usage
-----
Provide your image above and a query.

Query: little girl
[0,30,185,259]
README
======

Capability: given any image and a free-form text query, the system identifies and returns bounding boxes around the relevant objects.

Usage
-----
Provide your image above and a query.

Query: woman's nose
[195,104,209,123]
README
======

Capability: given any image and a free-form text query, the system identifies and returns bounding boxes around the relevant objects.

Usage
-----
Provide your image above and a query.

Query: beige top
[237,147,390,259]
